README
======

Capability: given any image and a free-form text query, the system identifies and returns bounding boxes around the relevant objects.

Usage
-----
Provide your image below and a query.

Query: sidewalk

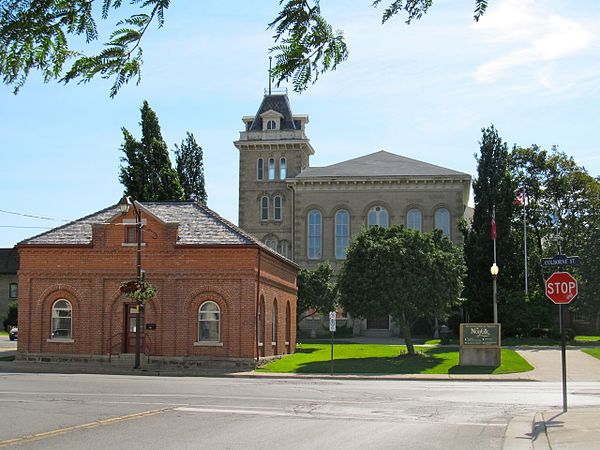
[503,408,600,450]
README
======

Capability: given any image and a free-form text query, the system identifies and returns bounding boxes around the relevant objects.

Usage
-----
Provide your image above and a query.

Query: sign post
[545,270,578,412]
[329,311,336,376]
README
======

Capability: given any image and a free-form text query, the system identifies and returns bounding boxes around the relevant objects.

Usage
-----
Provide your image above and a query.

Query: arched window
[435,208,451,238]
[367,206,389,228]
[307,209,322,259]
[198,301,220,342]
[279,158,287,180]
[258,297,265,346]
[257,158,264,181]
[261,196,269,220]
[268,158,275,180]
[265,238,277,250]
[267,119,277,130]
[51,299,72,339]
[285,302,291,348]
[272,300,278,343]
[335,209,350,259]
[407,208,422,231]
[274,196,282,221]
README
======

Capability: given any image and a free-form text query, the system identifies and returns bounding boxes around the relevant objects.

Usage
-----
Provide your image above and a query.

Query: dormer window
[267,119,277,130]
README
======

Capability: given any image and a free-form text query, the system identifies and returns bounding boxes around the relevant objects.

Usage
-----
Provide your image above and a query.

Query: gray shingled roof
[19,202,266,249]
[249,94,298,131]
[291,151,470,179]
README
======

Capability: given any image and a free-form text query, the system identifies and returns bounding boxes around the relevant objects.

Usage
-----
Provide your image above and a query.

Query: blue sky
[1,0,599,247]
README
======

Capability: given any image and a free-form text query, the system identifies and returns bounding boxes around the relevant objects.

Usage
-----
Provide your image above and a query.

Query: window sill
[258,342,264,347]
[47,338,74,343]
[194,341,223,347]
[285,341,289,346]
[121,243,147,247]
[271,342,277,347]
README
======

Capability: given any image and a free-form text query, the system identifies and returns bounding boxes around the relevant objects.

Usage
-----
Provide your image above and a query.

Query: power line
[0,209,70,222]
[0,225,53,229]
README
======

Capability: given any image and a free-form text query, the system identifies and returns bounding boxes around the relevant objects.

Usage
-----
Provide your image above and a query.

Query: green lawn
[583,348,600,361]
[0,331,7,337]
[258,343,533,375]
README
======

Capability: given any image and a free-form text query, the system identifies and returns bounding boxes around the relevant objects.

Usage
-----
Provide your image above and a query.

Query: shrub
[3,301,18,331]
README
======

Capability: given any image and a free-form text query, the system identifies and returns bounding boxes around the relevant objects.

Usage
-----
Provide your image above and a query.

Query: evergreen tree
[462,126,517,322]
[119,101,184,201]
[174,132,207,204]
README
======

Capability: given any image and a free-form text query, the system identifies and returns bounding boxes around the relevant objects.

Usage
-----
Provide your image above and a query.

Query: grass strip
[582,348,600,361]
[258,343,533,375]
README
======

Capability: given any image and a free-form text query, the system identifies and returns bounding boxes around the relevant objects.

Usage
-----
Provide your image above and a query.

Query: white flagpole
[523,189,528,295]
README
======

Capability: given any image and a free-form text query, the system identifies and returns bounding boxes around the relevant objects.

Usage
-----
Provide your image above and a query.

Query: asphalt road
[1,373,600,449]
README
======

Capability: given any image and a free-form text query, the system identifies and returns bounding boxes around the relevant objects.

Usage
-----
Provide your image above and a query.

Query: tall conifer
[174,132,207,204]
[462,125,517,322]
[119,101,184,201]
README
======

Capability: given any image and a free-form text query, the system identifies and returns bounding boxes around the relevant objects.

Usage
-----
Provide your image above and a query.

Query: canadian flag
[514,191,525,206]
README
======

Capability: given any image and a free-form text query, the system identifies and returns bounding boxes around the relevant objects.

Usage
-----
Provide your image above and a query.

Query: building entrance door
[124,303,144,353]
[367,315,390,330]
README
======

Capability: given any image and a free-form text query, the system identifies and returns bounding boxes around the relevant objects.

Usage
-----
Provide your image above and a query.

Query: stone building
[235,91,471,336]
[0,248,19,327]
[17,201,297,368]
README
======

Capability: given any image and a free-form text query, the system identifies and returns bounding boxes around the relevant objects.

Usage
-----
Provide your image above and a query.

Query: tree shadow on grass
[292,355,441,374]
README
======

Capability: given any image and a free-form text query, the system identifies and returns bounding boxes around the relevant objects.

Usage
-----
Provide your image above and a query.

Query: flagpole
[493,205,497,264]
[523,188,528,295]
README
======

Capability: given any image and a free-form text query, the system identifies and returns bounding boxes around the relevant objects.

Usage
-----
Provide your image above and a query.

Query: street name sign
[545,272,578,304]
[541,255,580,267]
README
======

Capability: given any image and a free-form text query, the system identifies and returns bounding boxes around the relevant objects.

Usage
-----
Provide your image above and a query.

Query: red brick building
[17,201,298,369]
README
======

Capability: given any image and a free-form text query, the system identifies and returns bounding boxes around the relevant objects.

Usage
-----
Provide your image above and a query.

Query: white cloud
[473,0,596,83]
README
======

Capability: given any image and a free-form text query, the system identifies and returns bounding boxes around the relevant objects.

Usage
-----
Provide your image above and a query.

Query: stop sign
[545,272,578,304]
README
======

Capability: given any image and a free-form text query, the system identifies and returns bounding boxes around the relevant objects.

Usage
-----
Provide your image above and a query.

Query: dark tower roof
[249,93,298,131]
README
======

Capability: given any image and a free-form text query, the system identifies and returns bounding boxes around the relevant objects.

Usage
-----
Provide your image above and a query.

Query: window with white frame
[279,158,287,180]
[51,299,72,339]
[335,209,350,259]
[279,241,289,258]
[198,301,220,342]
[266,119,277,130]
[261,197,269,220]
[9,283,18,299]
[272,300,278,343]
[268,158,275,180]
[407,208,422,231]
[274,196,282,221]
[307,210,322,259]
[434,208,451,238]
[257,158,264,181]
[367,206,389,228]
[258,298,265,344]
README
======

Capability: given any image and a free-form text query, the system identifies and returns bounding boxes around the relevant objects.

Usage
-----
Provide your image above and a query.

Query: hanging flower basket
[120,280,156,303]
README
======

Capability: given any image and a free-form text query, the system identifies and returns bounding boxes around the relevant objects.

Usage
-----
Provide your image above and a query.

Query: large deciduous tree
[338,226,464,354]
[462,125,517,323]
[1,1,490,96]
[119,100,184,201]
[297,262,338,325]
[174,132,207,204]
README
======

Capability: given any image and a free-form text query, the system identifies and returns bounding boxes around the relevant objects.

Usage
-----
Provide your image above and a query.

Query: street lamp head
[118,195,132,214]
[490,263,499,277]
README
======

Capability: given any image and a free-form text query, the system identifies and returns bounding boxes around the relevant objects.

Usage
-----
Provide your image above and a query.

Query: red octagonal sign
[545,271,578,304]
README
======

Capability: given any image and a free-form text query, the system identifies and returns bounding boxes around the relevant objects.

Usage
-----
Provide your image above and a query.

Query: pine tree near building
[175,132,207,204]
[119,101,184,201]
[462,125,518,323]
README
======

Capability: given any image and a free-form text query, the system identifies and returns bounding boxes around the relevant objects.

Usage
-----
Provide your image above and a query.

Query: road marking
[173,406,506,427]
[0,407,173,448]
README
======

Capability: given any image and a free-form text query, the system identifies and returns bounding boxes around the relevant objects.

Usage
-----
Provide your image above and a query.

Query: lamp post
[118,195,143,369]
[490,263,499,324]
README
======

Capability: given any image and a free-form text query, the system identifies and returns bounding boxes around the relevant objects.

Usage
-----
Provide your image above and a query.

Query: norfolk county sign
[460,324,501,347]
